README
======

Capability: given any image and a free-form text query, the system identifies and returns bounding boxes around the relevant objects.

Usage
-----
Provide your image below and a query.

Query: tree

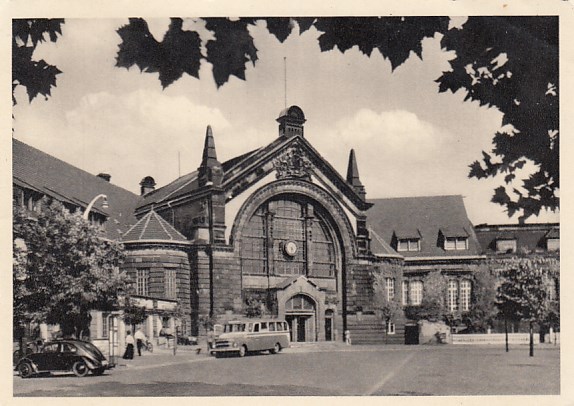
[12,19,64,106]
[495,256,558,356]
[13,200,128,338]
[122,302,147,333]
[12,17,558,220]
[463,264,498,333]
[404,271,448,323]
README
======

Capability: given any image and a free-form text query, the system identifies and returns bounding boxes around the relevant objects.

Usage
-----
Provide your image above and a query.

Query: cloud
[331,109,443,161]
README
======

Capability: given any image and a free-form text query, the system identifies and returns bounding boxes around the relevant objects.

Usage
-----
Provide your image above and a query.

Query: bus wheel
[238,345,247,357]
[271,343,281,354]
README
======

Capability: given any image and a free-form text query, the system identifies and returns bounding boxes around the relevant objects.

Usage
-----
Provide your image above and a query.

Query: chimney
[97,173,111,182]
[140,176,156,196]
[277,105,306,138]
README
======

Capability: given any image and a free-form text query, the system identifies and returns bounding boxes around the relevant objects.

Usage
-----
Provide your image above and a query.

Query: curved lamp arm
[83,194,108,220]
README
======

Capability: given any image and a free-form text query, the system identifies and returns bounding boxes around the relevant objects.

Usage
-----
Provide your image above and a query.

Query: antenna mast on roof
[284,56,287,109]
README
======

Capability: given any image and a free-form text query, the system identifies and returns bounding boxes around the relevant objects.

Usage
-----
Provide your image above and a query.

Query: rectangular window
[445,237,468,251]
[397,239,420,252]
[386,321,396,335]
[460,280,471,312]
[547,238,559,251]
[136,269,149,296]
[165,269,177,299]
[448,280,458,312]
[102,313,109,338]
[495,239,517,253]
[402,281,409,305]
[385,277,395,301]
[410,281,423,306]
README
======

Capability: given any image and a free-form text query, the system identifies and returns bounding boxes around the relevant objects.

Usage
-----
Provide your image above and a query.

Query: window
[269,322,276,331]
[496,239,517,253]
[386,321,396,335]
[547,278,557,301]
[165,269,177,299]
[444,237,468,251]
[385,277,395,301]
[397,239,420,252]
[253,323,260,332]
[102,313,109,338]
[402,281,409,305]
[410,281,423,306]
[136,269,149,296]
[448,280,458,312]
[460,280,471,312]
[547,238,559,251]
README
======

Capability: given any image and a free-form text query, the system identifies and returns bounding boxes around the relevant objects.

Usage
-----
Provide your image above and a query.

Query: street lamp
[83,194,108,220]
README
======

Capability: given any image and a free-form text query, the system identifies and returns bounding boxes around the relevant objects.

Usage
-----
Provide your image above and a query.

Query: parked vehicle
[212,319,290,358]
[15,339,112,378]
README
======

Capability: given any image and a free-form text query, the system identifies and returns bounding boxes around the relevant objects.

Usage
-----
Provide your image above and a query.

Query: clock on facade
[283,240,298,257]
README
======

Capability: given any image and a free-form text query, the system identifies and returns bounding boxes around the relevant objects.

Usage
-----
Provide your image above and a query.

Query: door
[325,317,333,341]
[297,317,306,342]
[405,324,419,345]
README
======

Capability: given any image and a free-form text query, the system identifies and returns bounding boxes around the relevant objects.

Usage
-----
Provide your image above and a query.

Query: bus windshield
[224,323,246,333]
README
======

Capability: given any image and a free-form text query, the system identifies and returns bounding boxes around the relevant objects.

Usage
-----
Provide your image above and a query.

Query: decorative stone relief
[273,144,312,180]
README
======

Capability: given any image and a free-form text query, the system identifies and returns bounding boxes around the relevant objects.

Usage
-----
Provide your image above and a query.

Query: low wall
[452,333,560,345]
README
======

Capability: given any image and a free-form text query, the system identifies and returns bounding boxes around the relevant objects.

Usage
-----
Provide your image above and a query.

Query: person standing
[134,329,146,356]
[123,331,134,360]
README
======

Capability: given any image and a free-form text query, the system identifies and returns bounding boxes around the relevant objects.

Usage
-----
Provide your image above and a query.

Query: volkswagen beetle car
[15,339,112,378]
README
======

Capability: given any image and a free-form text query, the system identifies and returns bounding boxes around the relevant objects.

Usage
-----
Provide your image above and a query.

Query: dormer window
[496,238,517,254]
[545,228,559,251]
[397,238,421,252]
[440,227,469,251]
[445,237,468,251]
[393,229,421,252]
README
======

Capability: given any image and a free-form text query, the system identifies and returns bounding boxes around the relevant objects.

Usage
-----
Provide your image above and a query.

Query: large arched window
[240,196,337,278]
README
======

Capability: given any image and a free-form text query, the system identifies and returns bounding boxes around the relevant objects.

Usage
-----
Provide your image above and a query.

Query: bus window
[269,322,276,331]
[248,323,253,332]
[260,322,268,331]
[283,322,289,331]
[253,323,260,332]
[277,322,283,331]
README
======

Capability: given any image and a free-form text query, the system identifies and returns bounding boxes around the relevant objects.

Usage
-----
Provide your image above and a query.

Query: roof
[367,195,482,258]
[122,210,188,243]
[137,133,371,213]
[13,139,141,240]
[474,223,559,254]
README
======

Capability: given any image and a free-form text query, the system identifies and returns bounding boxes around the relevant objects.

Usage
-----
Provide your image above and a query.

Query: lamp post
[83,194,108,220]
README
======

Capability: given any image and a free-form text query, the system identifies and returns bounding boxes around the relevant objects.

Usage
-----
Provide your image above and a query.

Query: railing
[452,333,560,345]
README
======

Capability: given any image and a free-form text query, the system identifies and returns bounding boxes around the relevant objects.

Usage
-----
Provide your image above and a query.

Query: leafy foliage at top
[12,19,64,105]
[439,17,558,221]
[12,17,559,220]
[13,200,128,338]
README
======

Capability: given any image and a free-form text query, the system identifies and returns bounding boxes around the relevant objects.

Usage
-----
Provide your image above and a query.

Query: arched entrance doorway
[285,294,316,342]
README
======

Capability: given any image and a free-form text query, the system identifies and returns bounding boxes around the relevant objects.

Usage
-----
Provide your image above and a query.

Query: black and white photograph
[6,0,569,400]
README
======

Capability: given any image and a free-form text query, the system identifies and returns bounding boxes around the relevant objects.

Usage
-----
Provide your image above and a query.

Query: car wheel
[72,360,89,377]
[18,362,33,378]
[92,367,105,376]
[238,345,247,358]
[271,343,281,354]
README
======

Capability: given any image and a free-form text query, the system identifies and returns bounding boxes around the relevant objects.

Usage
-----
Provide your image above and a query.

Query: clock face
[283,241,298,257]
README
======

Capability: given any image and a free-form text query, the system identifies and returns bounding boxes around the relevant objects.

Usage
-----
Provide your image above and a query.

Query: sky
[12,17,560,225]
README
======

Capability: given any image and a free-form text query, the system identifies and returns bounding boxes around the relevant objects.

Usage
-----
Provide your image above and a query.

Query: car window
[61,343,77,353]
[43,344,59,353]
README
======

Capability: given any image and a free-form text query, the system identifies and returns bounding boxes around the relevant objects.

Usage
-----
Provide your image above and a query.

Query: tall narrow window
[136,268,149,296]
[460,280,471,312]
[385,277,395,301]
[448,280,458,312]
[402,281,409,305]
[165,269,177,299]
[102,313,109,338]
[410,281,423,306]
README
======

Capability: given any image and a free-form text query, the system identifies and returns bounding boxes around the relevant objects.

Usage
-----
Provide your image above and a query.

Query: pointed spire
[346,149,366,200]
[198,125,223,187]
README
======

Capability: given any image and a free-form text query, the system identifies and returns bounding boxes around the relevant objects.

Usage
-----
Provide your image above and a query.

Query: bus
[211,319,290,358]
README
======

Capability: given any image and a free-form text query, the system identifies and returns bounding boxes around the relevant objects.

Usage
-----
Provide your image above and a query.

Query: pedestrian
[123,331,134,360]
[134,328,146,356]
